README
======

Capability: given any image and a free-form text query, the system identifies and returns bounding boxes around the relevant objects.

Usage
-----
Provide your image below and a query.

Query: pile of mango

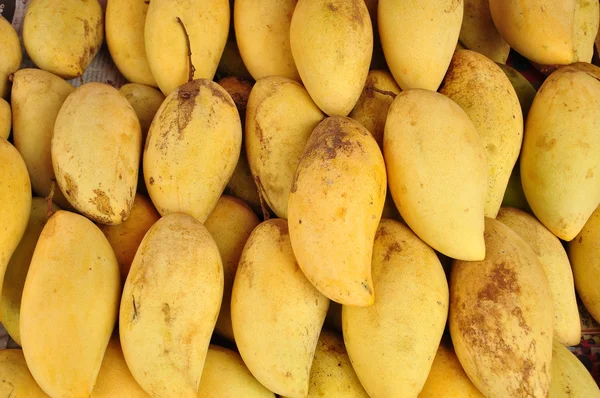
[1,0,600,397]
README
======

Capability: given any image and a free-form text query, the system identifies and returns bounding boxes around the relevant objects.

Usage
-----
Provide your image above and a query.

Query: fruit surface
[549,339,600,397]
[119,83,165,141]
[0,16,23,98]
[0,97,10,139]
[497,63,537,119]
[459,0,510,63]
[0,350,48,397]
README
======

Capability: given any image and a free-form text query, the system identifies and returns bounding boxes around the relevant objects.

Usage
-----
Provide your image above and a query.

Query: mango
[204,195,260,341]
[384,89,487,261]
[224,150,262,216]
[11,68,75,208]
[440,50,523,218]
[231,219,329,397]
[290,0,372,116]
[52,82,141,225]
[343,219,448,397]
[218,76,253,121]
[234,0,299,81]
[119,83,165,141]
[450,217,553,398]
[144,79,241,222]
[288,116,386,306]
[549,339,600,397]
[379,0,463,90]
[0,350,48,397]
[20,210,120,398]
[520,63,600,241]
[23,0,103,79]
[144,0,230,95]
[0,97,10,139]
[106,0,157,87]
[198,345,275,398]
[246,76,325,219]
[0,16,22,98]
[459,0,510,63]
[497,63,537,119]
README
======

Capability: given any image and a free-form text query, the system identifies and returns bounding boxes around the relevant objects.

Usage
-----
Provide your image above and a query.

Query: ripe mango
[0,16,22,98]
[119,83,165,141]
[0,350,48,397]
[497,63,537,119]
[0,98,9,139]
[459,0,510,63]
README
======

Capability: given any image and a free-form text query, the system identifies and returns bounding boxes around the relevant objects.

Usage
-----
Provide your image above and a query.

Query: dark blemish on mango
[177,82,200,135]
[361,281,372,294]
[477,262,520,302]
[63,173,78,198]
[444,0,461,13]
[200,79,235,107]
[327,3,338,11]
[383,241,401,261]
[90,189,115,217]
[149,177,155,185]
[162,303,171,324]
[132,295,139,322]
[536,136,556,150]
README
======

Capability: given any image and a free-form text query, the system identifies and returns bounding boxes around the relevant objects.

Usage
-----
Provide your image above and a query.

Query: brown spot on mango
[63,173,78,199]
[89,189,115,217]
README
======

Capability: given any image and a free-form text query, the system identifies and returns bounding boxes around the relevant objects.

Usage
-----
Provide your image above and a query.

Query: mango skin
[549,339,600,398]
[378,0,463,91]
[245,76,325,219]
[20,210,121,398]
[120,213,223,398]
[459,0,509,64]
[290,0,373,116]
[288,116,386,306]
[343,219,448,398]
[450,217,553,398]
[384,89,487,261]
[144,79,242,223]
[0,350,49,397]
[119,83,165,141]
[23,0,103,79]
[11,68,75,209]
[0,16,22,98]
[520,63,600,241]
[0,97,10,139]
[497,63,537,119]
[144,0,230,95]
[231,219,329,397]
[106,0,157,87]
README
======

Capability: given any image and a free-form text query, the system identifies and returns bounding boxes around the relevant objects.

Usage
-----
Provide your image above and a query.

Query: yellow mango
[224,150,262,215]
[497,63,537,119]
[52,83,141,225]
[91,338,149,398]
[23,0,103,79]
[144,0,230,95]
[11,68,75,208]
[440,50,523,218]
[497,207,581,345]
[549,339,600,397]
[20,211,121,398]
[204,195,260,341]
[0,350,48,397]
[288,116,386,306]
[98,193,160,283]
[198,345,275,398]
[348,69,401,148]
[234,0,299,81]
[1,198,60,346]
[120,213,223,398]
[144,79,242,222]
[573,0,599,63]
[106,0,157,87]
[231,219,329,397]
[419,342,484,398]
[119,83,165,141]
[290,0,372,116]
[0,140,31,299]
[450,217,553,398]
[384,89,487,261]
[460,0,510,63]
[0,16,22,98]
[379,0,463,90]
[246,76,325,218]
[0,97,10,139]
[343,219,448,397]
[520,63,600,241]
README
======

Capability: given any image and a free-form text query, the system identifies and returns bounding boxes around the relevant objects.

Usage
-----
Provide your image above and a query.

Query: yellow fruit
[497,63,537,119]
[231,219,329,397]
[290,0,372,116]
[11,68,75,208]
[502,167,531,212]
[520,63,600,241]
[573,0,599,63]
[23,0,103,79]
[204,195,260,341]
[288,116,386,306]
[225,151,262,215]
[246,76,325,218]
[348,69,401,148]
[384,89,487,261]
[120,213,223,398]
[0,140,31,299]
[459,0,510,63]
[440,50,523,218]
[0,16,22,98]
[343,219,448,397]
[450,217,553,398]
[144,0,230,95]
[419,342,484,398]
[549,339,600,397]
[379,0,463,90]
[144,79,241,222]
[20,211,121,398]
[91,338,149,398]
[52,83,141,225]
[98,194,160,283]
[106,0,157,87]
[198,345,275,398]
[1,198,60,346]
[119,83,165,141]
[234,0,299,81]
[0,350,48,397]
[0,97,10,139]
